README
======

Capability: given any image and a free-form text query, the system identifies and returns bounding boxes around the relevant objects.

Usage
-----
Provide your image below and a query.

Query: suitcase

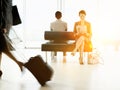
[24,55,54,86]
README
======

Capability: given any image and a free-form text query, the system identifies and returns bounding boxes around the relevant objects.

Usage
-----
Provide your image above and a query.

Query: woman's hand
[74,33,79,37]
[85,33,90,37]
[3,28,7,33]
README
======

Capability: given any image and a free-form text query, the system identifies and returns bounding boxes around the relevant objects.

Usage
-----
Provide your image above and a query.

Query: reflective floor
[0,46,120,90]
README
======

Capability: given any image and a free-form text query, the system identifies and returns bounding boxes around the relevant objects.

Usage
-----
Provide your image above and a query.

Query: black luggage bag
[24,55,53,86]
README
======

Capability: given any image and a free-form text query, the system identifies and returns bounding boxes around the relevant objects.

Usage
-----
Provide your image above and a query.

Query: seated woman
[71,10,92,64]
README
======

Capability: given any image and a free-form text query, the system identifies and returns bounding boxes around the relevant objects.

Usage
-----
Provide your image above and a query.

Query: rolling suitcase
[24,55,53,86]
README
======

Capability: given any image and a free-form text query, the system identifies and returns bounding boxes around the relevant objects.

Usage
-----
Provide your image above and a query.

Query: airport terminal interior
[0,0,120,90]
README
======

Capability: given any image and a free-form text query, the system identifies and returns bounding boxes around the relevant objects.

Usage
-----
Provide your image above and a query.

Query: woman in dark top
[0,0,24,77]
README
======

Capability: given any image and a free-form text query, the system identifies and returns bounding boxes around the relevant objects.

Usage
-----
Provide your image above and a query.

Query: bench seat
[41,31,92,52]
[42,42,75,52]
[41,31,93,62]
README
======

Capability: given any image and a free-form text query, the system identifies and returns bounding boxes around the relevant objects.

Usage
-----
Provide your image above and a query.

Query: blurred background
[12,0,120,51]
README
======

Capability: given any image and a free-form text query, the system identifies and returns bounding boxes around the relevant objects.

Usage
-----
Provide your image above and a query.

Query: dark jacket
[0,0,13,30]
[0,0,13,51]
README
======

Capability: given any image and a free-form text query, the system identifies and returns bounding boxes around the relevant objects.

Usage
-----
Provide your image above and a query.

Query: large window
[13,0,120,47]
[23,0,59,43]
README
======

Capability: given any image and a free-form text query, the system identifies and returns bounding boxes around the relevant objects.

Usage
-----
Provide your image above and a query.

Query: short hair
[55,11,62,19]
[79,10,86,15]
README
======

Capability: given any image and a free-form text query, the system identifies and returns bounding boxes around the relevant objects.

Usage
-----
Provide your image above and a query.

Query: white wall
[23,0,58,42]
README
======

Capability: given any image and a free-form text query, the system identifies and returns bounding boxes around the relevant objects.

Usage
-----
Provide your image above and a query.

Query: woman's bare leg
[3,50,24,71]
[79,39,84,64]
[71,36,84,55]
[0,52,2,70]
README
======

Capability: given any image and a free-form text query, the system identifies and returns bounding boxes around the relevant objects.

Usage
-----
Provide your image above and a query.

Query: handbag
[12,5,22,25]
[88,48,104,64]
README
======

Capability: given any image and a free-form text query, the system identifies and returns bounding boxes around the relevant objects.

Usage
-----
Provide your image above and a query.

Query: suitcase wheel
[41,82,46,86]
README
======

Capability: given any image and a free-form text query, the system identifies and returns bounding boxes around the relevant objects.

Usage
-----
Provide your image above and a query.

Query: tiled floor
[0,46,120,90]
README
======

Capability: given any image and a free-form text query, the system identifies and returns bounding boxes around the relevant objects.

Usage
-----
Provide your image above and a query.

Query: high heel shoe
[71,52,75,56]
[79,57,84,64]
[18,61,24,72]
[0,70,3,78]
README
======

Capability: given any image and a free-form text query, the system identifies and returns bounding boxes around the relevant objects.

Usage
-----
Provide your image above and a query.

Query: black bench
[41,31,92,62]
[42,31,75,51]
